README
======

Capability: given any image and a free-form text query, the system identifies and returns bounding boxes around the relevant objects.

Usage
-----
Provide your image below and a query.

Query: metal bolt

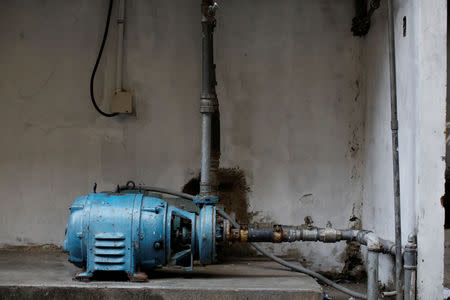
[153,241,162,250]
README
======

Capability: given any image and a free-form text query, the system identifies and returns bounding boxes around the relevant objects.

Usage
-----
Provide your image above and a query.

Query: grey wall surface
[361,2,416,285]
[362,0,447,297]
[0,0,364,273]
[215,1,364,272]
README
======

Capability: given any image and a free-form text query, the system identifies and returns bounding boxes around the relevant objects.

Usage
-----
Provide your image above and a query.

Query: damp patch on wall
[182,167,255,257]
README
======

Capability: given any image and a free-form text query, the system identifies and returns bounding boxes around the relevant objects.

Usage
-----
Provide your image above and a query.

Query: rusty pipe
[228,224,395,256]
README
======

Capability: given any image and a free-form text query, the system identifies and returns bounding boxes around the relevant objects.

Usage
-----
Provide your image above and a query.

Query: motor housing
[63,192,216,280]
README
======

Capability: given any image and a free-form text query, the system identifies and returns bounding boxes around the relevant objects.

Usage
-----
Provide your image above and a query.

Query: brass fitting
[240,229,248,243]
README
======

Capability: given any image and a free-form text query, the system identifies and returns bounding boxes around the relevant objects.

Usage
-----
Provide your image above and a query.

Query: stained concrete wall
[361,1,416,285]
[361,0,447,298]
[1,1,447,293]
[0,0,364,273]
[215,1,364,272]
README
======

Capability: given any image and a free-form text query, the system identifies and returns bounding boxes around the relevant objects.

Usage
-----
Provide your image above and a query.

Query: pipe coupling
[281,226,302,242]
[200,96,218,113]
[318,228,342,243]
[301,229,319,241]
[404,234,417,270]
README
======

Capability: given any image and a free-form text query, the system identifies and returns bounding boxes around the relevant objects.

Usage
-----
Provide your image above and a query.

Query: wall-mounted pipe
[403,234,417,300]
[200,114,212,195]
[366,234,381,300]
[366,252,379,300]
[387,1,403,299]
[200,0,219,197]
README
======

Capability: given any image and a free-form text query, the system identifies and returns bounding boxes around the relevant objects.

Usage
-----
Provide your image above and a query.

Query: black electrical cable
[90,0,118,117]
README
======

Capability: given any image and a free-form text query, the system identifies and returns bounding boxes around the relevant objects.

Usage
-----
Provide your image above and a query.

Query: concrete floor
[3,229,450,299]
[0,249,324,300]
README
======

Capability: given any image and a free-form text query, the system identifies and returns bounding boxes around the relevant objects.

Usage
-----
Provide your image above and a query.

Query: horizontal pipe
[233,225,395,255]
[216,209,368,299]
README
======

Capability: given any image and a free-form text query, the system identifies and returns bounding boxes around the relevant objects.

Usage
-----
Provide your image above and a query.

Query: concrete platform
[0,249,323,300]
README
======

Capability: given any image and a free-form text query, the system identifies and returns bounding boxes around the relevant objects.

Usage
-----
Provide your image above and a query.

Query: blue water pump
[62,188,222,281]
[63,0,310,282]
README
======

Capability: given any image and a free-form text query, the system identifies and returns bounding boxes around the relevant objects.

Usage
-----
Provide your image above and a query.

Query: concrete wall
[215,1,364,272]
[361,0,416,285]
[0,0,363,273]
[361,0,447,297]
[0,1,447,293]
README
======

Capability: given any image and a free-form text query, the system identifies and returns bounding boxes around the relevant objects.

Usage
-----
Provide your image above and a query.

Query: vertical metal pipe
[365,233,381,300]
[403,234,417,300]
[116,0,125,92]
[201,114,212,195]
[367,250,379,300]
[387,1,403,299]
[200,0,218,196]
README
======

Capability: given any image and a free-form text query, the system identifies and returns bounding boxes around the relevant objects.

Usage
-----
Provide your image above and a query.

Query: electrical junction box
[111,90,133,114]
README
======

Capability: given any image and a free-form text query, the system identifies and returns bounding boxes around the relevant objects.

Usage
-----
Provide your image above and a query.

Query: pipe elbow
[365,233,382,252]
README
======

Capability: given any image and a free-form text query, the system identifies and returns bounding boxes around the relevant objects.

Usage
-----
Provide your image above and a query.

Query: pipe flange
[193,195,218,205]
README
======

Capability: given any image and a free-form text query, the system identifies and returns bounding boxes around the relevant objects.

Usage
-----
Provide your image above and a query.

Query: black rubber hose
[118,185,195,201]
[215,208,367,300]
[117,183,367,299]
[90,0,118,117]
